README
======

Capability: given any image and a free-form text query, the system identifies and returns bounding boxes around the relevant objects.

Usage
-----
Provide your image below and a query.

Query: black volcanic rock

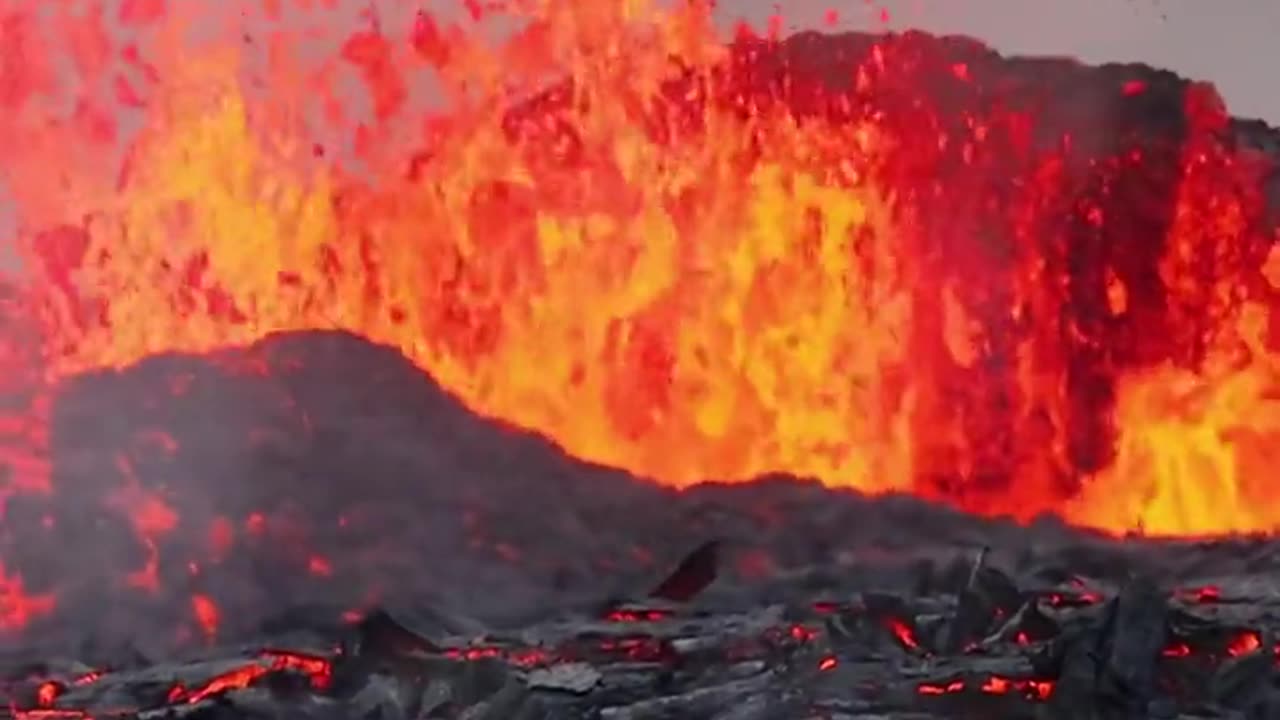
[6,330,1280,719]
[6,328,1276,662]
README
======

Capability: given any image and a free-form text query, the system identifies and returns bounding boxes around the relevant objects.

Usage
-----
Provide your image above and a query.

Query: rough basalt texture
[7,525,1280,719]
[12,327,1280,720]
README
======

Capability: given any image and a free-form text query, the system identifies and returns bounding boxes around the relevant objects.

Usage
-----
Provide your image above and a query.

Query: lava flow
[0,0,1278,543]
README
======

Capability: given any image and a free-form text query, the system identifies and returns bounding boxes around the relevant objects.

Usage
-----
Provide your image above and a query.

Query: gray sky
[719,0,1280,124]
[321,0,1280,124]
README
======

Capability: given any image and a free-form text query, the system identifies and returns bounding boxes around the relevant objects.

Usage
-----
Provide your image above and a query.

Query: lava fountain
[1,0,1278,570]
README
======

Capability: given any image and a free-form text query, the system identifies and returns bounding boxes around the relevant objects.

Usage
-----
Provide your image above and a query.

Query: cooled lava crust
[4,328,1274,662]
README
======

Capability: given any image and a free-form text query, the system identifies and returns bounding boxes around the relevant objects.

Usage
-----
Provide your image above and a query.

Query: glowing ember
[169,650,332,704]
[0,0,1276,617]
[604,607,674,623]
[1227,630,1262,657]
[190,593,220,642]
[0,561,55,630]
[12,711,88,720]
[34,681,58,708]
[1178,585,1223,603]
[886,617,920,650]
[918,676,1054,701]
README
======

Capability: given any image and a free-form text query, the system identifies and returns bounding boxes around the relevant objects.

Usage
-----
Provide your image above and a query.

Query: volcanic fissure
[2,2,1280,718]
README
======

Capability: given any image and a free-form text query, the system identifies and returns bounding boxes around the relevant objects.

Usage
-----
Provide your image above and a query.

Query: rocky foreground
[7,536,1280,719]
[8,329,1280,718]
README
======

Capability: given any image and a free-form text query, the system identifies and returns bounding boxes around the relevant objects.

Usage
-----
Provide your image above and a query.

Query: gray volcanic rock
[19,328,1280,659]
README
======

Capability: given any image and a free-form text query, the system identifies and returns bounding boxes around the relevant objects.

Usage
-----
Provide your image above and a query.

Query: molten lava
[0,0,1278,552]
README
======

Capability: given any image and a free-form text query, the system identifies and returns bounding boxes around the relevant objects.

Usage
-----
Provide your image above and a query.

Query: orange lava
[168,650,332,704]
[0,0,1277,544]
[918,675,1055,701]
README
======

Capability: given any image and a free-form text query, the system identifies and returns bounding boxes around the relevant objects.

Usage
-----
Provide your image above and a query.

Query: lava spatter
[0,0,1274,612]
